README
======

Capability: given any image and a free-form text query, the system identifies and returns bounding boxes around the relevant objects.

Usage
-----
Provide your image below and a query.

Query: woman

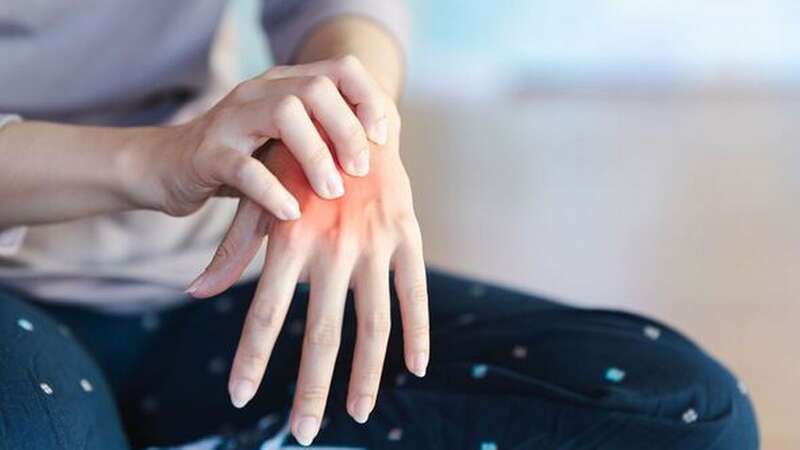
[0,1,758,449]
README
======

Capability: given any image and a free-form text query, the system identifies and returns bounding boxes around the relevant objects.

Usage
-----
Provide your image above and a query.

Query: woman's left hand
[187,104,429,446]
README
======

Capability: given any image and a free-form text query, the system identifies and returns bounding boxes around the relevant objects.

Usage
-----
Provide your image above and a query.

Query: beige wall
[401,91,800,449]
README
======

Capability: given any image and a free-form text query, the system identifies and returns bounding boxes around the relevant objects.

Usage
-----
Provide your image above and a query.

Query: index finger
[265,55,388,145]
[227,236,306,409]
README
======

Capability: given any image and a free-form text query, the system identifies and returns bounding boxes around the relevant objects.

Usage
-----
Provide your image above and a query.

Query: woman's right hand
[140,55,388,220]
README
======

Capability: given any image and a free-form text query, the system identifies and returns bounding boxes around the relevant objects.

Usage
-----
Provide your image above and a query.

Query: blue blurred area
[232,0,800,96]
[408,0,800,95]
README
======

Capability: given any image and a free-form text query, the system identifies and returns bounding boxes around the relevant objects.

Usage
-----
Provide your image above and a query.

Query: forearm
[0,121,169,227]
[293,16,405,100]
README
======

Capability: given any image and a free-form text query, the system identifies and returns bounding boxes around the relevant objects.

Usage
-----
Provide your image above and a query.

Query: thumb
[186,199,270,298]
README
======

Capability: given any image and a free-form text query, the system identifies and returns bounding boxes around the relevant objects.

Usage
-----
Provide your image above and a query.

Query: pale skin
[0,17,427,447]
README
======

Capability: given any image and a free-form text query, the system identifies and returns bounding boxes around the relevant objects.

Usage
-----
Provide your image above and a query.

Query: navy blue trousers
[0,271,758,449]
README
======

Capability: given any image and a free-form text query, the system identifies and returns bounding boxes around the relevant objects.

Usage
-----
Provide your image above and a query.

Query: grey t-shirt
[0,0,409,312]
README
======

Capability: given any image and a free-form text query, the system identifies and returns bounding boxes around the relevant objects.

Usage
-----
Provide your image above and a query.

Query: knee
[675,336,759,450]
[517,308,760,449]
[600,311,760,449]
[0,292,128,449]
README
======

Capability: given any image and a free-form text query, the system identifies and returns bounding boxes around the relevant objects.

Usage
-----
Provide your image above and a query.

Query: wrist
[114,125,188,212]
[294,17,404,99]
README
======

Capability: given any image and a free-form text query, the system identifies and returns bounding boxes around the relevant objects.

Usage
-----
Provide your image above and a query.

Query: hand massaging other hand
[149,56,388,220]
[187,104,430,446]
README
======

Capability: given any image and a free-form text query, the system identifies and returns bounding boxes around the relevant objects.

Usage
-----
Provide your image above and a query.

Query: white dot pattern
[17,318,33,332]
[257,414,276,430]
[605,367,626,383]
[511,345,528,359]
[737,380,748,395]
[80,379,93,392]
[208,357,226,375]
[141,395,159,414]
[215,297,233,314]
[141,313,160,332]
[471,364,489,379]
[457,313,476,326]
[468,284,487,298]
[387,428,403,441]
[6,276,751,447]
[644,325,661,340]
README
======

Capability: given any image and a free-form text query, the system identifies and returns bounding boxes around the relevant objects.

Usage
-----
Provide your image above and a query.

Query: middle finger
[291,252,354,446]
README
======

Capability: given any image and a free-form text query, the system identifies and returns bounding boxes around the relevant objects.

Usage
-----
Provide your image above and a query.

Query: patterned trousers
[0,271,758,449]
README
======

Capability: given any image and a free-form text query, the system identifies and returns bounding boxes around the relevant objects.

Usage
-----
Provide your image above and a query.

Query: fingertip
[185,272,206,297]
[343,153,369,177]
[350,395,372,424]
[368,117,388,145]
[408,351,428,378]
[277,197,301,221]
[229,379,255,409]
[322,173,345,199]
[293,416,319,446]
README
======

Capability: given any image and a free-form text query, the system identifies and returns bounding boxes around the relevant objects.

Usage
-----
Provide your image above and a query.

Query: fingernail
[294,416,319,446]
[412,352,428,378]
[352,396,372,424]
[280,198,301,220]
[369,117,388,145]
[326,173,344,198]
[185,272,206,296]
[230,379,255,408]
[353,151,369,176]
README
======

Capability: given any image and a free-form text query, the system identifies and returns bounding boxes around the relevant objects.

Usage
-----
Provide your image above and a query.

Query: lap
[0,271,758,449]
[0,289,129,450]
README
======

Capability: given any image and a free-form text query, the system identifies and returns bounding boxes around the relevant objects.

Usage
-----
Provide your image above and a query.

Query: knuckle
[392,109,402,133]
[230,157,253,186]
[386,102,402,132]
[296,385,328,406]
[342,121,368,150]
[360,311,391,339]
[303,75,335,98]
[305,318,342,348]
[406,281,429,306]
[285,222,307,244]
[275,222,308,255]
[396,212,422,239]
[211,106,236,127]
[259,172,280,198]
[406,321,430,342]
[213,239,234,262]
[231,81,256,101]
[335,54,362,75]
[250,303,282,332]
[263,65,288,79]
[238,350,268,368]
[354,366,382,389]
[306,144,331,167]
[322,227,355,257]
[274,95,303,122]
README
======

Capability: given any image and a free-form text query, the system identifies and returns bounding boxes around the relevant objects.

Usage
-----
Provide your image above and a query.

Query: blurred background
[228,1,800,448]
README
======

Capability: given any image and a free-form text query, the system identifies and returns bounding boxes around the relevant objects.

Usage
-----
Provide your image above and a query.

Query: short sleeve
[261,0,411,65]
[0,114,27,257]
